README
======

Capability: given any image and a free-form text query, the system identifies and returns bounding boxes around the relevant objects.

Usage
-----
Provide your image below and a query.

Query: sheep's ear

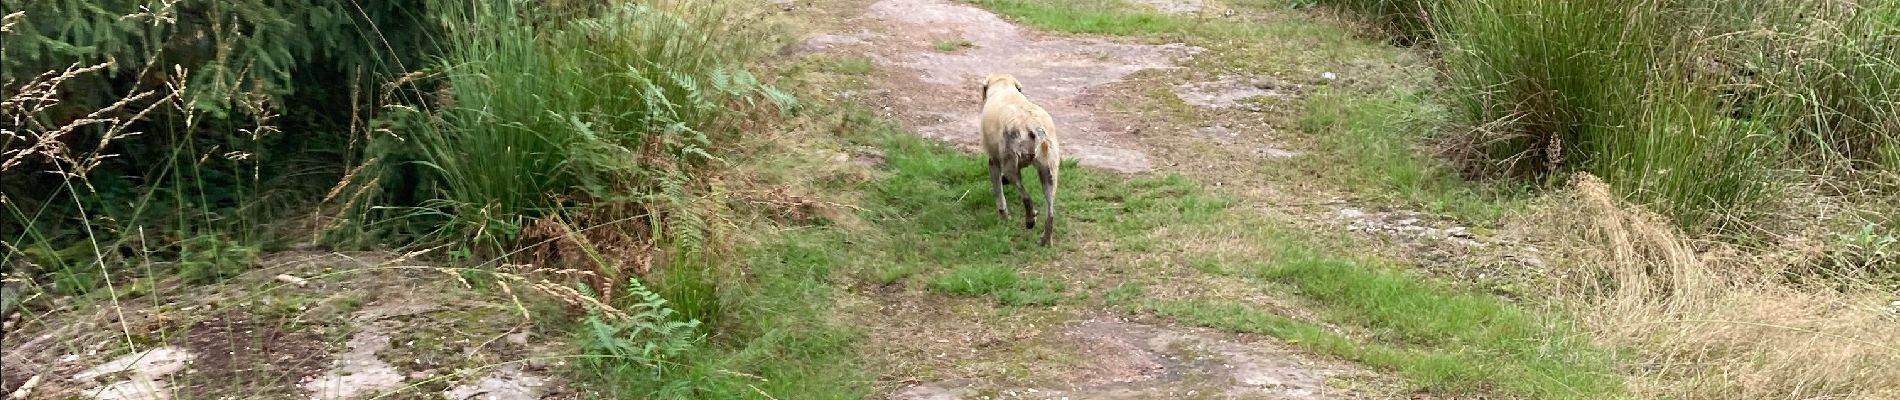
[1014,82,1023,96]
[980,82,989,103]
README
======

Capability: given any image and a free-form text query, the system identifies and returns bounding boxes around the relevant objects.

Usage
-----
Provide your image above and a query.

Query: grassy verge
[571,228,866,399]
[1121,202,1620,398]
[966,0,1188,35]
[1297,87,1522,222]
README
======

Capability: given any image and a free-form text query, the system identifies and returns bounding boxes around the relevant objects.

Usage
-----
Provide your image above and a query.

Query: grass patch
[1148,300,1476,385]
[1254,258,1620,398]
[1082,168,1621,397]
[966,0,1188,35]
[829,55,876,76]
[929,264,1063,306]
[1146,252,1622,399]
[932,38,975,52]
[1296,88,1521,222]
[574,229,866,399]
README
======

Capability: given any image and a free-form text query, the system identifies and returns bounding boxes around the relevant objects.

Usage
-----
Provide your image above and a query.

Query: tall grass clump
[1760,1,1900,171]
[1304,0,1435,42]
[1432,0,1785,232]
[384,1,866,397]
[383,0,791,251]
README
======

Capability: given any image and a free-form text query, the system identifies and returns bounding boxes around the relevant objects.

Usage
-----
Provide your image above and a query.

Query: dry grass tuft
[1535,173,1900,400]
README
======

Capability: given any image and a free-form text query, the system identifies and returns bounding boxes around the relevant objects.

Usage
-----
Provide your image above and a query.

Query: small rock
[1258,147,1298,159]
[441,365,548,400]
[73,347,194,382]
[1446,227,1474,238]
[1336,208,1366,220]
[1320,72,1337,81]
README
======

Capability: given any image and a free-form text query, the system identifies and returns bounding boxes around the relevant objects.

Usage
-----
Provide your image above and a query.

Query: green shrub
[1431,0,1786,232]
[2,0,435,289]
[1763,1,1900,170]
[380,0,792,248]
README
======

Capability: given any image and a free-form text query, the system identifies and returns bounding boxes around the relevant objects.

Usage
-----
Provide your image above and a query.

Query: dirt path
[797,1,1408,398]
[824,0,1202,173]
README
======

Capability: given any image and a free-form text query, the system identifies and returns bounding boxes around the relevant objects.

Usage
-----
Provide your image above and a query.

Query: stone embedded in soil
[1131,0,1204,14]
[796,31,873,54]
[1174,76,1292,109]
[441,365,548,400]
[1258,146,1299,159]
[71,347,194,383]
[890,381,979,400]
[1194,126,1240,143]
[79,378,172,400]
[301,330,404,400]
[71,346,195,400]
[890,319,1376,399]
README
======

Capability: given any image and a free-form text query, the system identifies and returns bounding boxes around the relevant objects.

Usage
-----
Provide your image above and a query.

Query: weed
[1819,222,1899,281]
[175,235,262,284]
[578,279,702,376]
[932,38,975,52]
[829,56,877,76]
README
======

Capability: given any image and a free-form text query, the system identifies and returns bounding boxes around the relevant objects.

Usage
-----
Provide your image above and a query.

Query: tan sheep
[979,73,1062,246]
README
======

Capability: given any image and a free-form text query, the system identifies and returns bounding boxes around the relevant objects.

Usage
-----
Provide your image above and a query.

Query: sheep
[979,73,1062,246]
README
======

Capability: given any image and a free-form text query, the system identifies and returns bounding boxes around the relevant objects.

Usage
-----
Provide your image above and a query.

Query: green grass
[574,229,866,399]
[830,55,876,75]
[1297,88,1522,222]
[931,38,974,52]
[966,0,1188,35]
[1147,250,1623,398]
[929,264,1064,306]
[402,0,792,248]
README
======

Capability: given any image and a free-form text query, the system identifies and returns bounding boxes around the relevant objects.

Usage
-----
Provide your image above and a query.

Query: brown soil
[850,0,1205,173]
[180,308,333,399]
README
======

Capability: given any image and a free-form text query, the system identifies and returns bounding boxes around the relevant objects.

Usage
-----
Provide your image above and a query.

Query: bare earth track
[835,0,1202,174]
[798,0,1421,398]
